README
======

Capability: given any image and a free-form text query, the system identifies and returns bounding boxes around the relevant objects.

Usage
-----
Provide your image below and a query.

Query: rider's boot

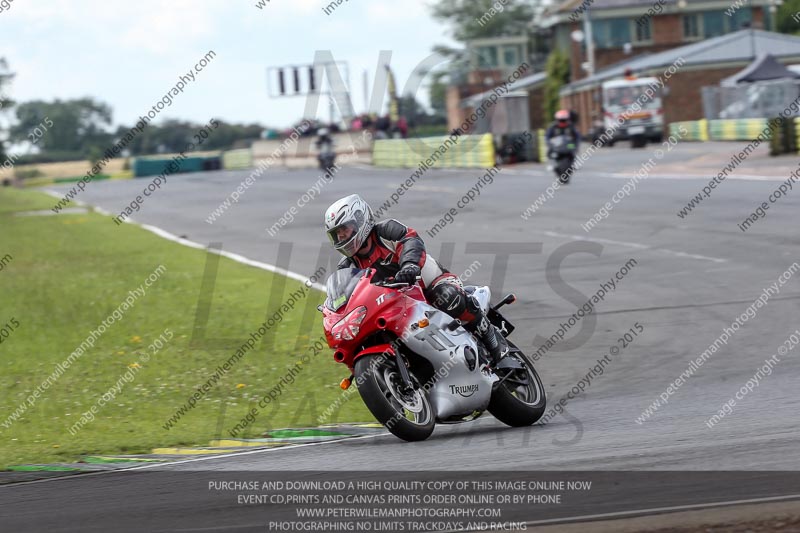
[466,298,509,365]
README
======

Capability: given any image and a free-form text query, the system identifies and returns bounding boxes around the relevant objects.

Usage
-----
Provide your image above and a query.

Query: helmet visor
[327,220,360,257]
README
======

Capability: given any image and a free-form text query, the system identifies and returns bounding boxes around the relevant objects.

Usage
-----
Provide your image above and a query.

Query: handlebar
[376,275,422,289]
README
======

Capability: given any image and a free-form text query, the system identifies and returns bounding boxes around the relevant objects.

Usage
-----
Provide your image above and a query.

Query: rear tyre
[488,341,547,427]
[354,353,435,442]
[631,135,647,149]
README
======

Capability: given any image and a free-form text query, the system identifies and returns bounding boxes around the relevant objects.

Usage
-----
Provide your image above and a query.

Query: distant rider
[545,109,581,149]
[324,194,508,364]
[315,127,334,152]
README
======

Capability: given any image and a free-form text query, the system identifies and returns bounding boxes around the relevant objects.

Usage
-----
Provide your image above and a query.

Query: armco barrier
[708,119,769,141]
[251,132,372,167]
[223,149,253,170]
[372,134,494,169]
[670,120,708,141]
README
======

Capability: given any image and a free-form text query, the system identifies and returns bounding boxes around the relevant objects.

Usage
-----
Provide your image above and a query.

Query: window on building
[592,18,632,48]
[702,11,726,37]
[729,7,752,31]
[502,45,520,68]
[682,9,752,41]
[683,14,701,39]
[633,17,653,43]
[476,46,499,69]
[609,18,632,46]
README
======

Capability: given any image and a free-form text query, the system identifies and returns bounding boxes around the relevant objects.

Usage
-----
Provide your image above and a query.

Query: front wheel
[488,342,547,427]
[354,354,435,442]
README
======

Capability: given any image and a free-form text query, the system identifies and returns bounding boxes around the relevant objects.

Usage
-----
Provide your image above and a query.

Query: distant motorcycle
[317,141,336,173]
[316,128,337,173]
[320,268,546,442]
[547,134,577,184]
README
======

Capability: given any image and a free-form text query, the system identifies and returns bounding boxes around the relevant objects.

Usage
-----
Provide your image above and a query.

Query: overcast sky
[0,0,457,129]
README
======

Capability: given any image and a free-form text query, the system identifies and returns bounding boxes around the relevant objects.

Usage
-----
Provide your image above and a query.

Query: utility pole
[583,7,596,77]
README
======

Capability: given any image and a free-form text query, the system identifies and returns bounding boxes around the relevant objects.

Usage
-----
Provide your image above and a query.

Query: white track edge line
[41,189,326,292]
[442,492,800,532]
[0,433,387,488]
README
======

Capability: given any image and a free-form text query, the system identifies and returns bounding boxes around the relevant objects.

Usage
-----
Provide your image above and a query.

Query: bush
[14,168,44,180]
[543,49,571,121]
[13,151,86,165]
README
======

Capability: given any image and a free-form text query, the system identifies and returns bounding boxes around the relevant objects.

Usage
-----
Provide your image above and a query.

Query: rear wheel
[354,354,435,442]
[488,341,547,427]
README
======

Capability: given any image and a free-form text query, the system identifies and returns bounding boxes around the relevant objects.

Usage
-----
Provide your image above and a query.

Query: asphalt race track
[5,141,800,530]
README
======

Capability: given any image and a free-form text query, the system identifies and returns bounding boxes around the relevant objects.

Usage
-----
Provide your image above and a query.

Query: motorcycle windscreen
[324,268,366,311]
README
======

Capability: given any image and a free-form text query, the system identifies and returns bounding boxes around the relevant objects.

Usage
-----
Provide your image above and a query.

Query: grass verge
[0,188,369,469]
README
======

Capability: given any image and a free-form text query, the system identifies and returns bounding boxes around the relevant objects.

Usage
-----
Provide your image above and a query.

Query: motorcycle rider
[545,110,580,181]
[324,194,508,364]
[315,127,334,152]
[545,109,581,149]
[315,127,336,171]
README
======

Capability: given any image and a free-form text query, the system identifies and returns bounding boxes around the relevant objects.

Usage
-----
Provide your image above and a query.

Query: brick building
[544,0,775,82]
[446,35,535,132]
[450,0,797,136]
[558,30,800,134]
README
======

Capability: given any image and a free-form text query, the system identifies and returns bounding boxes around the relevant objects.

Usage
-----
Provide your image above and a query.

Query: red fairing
[355,343,396,360]
[322,269,418,371]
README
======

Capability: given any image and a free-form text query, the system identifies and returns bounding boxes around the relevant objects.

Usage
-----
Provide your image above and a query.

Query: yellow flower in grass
[131,336,142,343]
[128,362,141,369]
[117,351,125,355]
[236,384,246,389]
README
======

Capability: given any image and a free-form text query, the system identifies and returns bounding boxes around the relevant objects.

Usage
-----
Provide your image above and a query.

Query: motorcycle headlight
[331,306,368,341]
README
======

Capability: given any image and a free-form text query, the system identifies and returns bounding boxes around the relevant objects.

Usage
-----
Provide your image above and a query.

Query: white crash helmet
[325,194,374,257]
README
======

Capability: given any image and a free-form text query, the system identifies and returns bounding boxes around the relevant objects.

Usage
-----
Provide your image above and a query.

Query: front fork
[393,350,415,391]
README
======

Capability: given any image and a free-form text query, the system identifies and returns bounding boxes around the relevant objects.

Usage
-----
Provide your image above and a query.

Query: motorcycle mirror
[317,305,324,312]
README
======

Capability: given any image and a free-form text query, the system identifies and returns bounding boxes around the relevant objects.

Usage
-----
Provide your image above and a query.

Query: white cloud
[365,0,431,22]
[0,0,455,128]
[12,0,222,54]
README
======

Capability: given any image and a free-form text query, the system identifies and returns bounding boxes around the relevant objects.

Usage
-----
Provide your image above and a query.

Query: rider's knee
[428,282,467,317]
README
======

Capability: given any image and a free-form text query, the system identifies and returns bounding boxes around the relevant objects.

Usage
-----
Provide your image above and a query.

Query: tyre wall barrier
[795,117,800,154]
[708,119,769,141]
[670,117,800,155]
[372,134,495,169]
[669,120,708,141]
[768,117,800,155]
[222,149,253,170]
[537,129,547,163]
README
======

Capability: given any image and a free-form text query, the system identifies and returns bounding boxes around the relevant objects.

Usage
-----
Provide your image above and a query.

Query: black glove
[394,263,421,285]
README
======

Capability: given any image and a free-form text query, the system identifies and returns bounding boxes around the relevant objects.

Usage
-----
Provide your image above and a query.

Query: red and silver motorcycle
[321,268,546,442]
